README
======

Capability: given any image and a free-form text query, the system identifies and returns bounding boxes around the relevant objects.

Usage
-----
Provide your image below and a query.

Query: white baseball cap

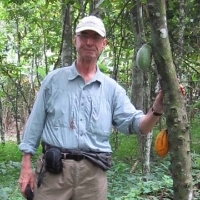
[75,16,106,37]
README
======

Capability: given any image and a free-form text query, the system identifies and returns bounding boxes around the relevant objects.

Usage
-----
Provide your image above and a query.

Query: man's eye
[93,35,101,40]
[82,34,89,39]
[78,33,102,41]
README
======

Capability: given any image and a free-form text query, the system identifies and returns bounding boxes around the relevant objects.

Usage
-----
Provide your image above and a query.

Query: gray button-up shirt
[19,62,144,154]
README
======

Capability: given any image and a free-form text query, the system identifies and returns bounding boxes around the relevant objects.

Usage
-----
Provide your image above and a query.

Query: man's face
[74,30,107,61]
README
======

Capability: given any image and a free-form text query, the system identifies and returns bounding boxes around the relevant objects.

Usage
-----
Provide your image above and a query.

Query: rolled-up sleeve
[112,84,144,135]
[19,79,49,155]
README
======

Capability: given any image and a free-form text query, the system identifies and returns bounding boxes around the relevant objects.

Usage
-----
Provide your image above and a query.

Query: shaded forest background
[0,0,200,143]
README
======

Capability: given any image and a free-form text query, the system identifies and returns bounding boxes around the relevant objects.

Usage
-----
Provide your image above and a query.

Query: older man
[18,15,163,200]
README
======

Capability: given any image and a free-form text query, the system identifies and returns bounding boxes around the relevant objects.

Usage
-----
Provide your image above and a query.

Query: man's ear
[102,38,107,49]
[73,36,76,46]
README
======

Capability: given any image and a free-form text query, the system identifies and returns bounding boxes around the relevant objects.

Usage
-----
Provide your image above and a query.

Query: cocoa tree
[147,0,193,199]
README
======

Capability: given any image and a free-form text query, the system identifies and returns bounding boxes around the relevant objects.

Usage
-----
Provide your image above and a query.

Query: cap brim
[75,26,105,37]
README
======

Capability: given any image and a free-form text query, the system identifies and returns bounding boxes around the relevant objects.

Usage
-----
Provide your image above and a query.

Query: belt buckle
[61,153,68,159]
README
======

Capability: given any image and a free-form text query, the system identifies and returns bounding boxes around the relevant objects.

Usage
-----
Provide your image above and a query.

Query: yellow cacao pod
[136,44,152,71]
[154,129,169,158]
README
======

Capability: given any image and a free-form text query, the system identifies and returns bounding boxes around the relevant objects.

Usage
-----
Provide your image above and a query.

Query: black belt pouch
[44,148,63,174]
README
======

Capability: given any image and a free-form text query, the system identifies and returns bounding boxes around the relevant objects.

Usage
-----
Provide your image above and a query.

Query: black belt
[42,141,86,161]
[41,141,111,171]
[61,153,85,161]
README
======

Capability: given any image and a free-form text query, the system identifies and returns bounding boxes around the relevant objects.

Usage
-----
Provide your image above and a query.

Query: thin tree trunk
[175,0,185,78]
[131,0,152,175]
[15,80,21,144]
[61,2,72,67]
[0,98,5,144]
[147,1,193,199]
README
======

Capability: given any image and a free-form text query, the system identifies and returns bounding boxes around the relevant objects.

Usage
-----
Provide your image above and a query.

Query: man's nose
[86,37,94,45]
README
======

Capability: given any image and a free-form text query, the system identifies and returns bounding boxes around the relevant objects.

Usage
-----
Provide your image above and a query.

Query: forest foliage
[0,0,200,141]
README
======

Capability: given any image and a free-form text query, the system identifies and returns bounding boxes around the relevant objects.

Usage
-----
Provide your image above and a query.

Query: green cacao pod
[136,44,152,71]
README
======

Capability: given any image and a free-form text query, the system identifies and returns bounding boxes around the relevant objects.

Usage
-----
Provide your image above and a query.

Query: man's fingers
[18,179,29,197]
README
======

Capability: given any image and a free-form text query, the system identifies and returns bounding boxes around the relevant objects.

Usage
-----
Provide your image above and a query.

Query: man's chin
[83,54,98,61]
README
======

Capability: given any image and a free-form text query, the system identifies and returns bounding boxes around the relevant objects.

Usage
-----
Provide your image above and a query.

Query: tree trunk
[147,1,193,199]
[0,98,5,144]
[130,0,152,175]
[90,0,102,16]
[61,2,72,67]
[175,0,185,77]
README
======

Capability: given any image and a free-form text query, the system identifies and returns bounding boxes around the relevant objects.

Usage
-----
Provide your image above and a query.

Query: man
[18,15,163,200]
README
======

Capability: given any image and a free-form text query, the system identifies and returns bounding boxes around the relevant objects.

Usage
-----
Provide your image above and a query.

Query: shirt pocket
[87,96,112,136]
[46,88,71,128]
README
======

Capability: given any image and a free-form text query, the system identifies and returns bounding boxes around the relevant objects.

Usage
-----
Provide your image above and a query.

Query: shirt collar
[68,61,104,84]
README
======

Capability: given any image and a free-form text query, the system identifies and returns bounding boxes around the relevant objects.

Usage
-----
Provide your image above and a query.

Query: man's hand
[152,90,164,114]
[139,90,164,134]
[18,154,35,198]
